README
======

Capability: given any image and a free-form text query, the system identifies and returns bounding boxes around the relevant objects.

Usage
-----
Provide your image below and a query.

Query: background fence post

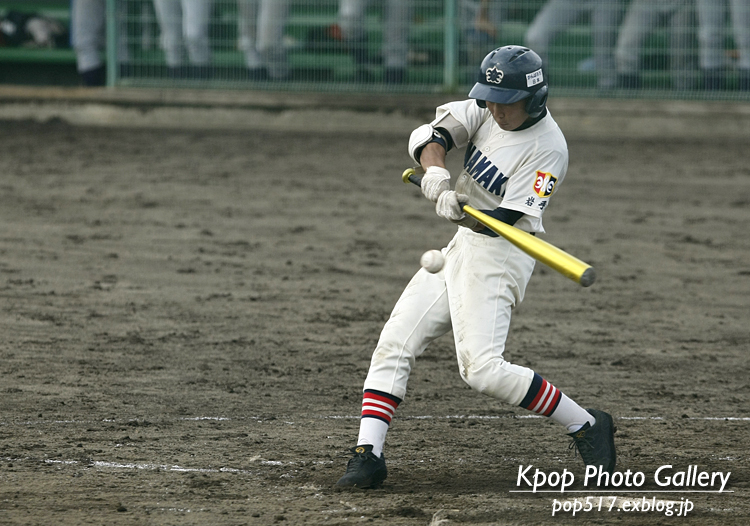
[443,0,458,92]
[105,0,118,87]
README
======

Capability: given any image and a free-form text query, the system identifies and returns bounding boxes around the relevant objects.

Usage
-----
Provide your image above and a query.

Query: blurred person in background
[237,0,290,81]
[461,0,503,67]
[153,0,212,78]
[333,0,412,84]
[524,0,628,90]
[696,0,750,90]
[614,0,696,90]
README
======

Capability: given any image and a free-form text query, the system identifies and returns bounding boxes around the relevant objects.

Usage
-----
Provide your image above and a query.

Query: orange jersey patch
[533,171,558,197]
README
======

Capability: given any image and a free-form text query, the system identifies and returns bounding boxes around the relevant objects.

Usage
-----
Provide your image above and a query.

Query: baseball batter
[336,46,616,490]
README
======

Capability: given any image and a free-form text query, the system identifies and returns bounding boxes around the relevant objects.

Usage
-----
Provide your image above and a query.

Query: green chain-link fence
[107,0,750,100]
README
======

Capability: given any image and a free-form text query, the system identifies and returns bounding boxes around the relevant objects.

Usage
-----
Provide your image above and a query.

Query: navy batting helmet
[468,45,548,118]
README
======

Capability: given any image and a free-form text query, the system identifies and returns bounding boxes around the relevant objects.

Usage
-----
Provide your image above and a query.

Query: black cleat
[568,409,617,474]
[335,445,387,489]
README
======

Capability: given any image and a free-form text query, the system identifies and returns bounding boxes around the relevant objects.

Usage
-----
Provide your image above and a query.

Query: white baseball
[420,249,445,273]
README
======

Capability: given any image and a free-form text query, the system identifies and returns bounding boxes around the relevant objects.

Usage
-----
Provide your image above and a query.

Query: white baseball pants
[153,0,212,66]
[71,0,129,72]
[237,0,290,78]
[338,0,411,69]
[363,227,536,404]
[696,0,750,70]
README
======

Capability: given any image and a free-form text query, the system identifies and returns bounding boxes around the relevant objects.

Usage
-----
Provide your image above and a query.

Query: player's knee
[458,356,530,404]
[183,29,208,48]
[460,368,493,395]
[458,358,498,393]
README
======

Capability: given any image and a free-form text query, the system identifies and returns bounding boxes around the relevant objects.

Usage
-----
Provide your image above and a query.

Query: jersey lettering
[488,173,509,196]
[468,156,493,179]
[475,166,497,187]
[533,171,558,197]
[464,142,478,166]
[464,141,509,196]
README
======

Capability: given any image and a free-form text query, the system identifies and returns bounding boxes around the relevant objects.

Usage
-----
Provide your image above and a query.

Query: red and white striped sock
[519,373,594,433]
[356,389,401,457]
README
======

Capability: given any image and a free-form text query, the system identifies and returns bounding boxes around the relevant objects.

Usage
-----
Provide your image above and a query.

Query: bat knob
[402,168,416,184]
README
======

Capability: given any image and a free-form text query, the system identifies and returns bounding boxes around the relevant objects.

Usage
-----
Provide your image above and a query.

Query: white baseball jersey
[433,99,569,233]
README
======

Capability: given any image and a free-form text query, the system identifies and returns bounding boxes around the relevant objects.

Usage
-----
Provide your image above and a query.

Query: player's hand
[436,191,478,229]
[421,166,451,202]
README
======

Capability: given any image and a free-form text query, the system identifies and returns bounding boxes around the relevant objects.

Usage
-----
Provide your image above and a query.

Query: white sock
[357,417,389,457]
[550,393,596,433]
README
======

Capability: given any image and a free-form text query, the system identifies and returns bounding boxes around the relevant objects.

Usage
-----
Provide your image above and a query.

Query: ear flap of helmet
[525,84,548,118]
[475,99,487,109]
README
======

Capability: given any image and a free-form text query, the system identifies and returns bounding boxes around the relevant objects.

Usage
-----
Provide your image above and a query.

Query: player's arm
[408,126,453,202]
[408,107,472,203]
[418,141,448,170]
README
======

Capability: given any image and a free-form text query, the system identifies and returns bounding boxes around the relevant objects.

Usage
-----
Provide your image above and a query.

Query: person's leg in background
[729,0,750,89]
[181,0,212,69]
[382,0,411,83]
[591,0,626,89]
[257,0,290,80]
[153,0,185,69]
[338,0,369,80]
[670,0,699,90]
[71,0,106,86]
[525,0,585,83]
[615,0,663,89]
[237,0,264,78]
[696,0,724,89]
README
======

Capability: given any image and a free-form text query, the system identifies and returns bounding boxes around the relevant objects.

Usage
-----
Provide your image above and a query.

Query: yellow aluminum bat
[402,168,596,287]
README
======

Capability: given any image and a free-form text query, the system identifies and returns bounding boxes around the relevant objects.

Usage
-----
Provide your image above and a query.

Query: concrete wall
[1,86,749,140]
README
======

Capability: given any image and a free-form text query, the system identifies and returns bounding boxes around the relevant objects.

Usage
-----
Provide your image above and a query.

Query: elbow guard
[408,124,451,165]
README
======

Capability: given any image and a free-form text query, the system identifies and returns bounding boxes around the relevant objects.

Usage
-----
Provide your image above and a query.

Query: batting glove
[436,191,478,229]
[421,166,451,202]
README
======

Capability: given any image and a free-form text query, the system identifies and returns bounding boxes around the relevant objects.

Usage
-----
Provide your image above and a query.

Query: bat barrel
[463,206,596,287]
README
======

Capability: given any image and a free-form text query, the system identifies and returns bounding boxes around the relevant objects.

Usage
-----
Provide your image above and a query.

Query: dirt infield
[0,114,748,525]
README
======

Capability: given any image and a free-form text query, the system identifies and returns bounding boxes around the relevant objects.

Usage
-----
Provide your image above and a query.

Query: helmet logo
[486,66,504,84]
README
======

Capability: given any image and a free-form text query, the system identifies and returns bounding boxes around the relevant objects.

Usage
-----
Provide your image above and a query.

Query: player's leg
[237,0,263,72]
[71,0,106,86]
[336,256,453,488]
[153,0,185,67]
[382,0,410,83]
[338,0,369,79]
[524,0,583,69]
[591,0,627,89]
[257,0,290,80]
[615,0,661,88]
[338,0,366,43]
[181,0,212,66]
[447,229,615,473]
[696,0,726,89]
[729,0,750,89]
[669,1,698,90]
